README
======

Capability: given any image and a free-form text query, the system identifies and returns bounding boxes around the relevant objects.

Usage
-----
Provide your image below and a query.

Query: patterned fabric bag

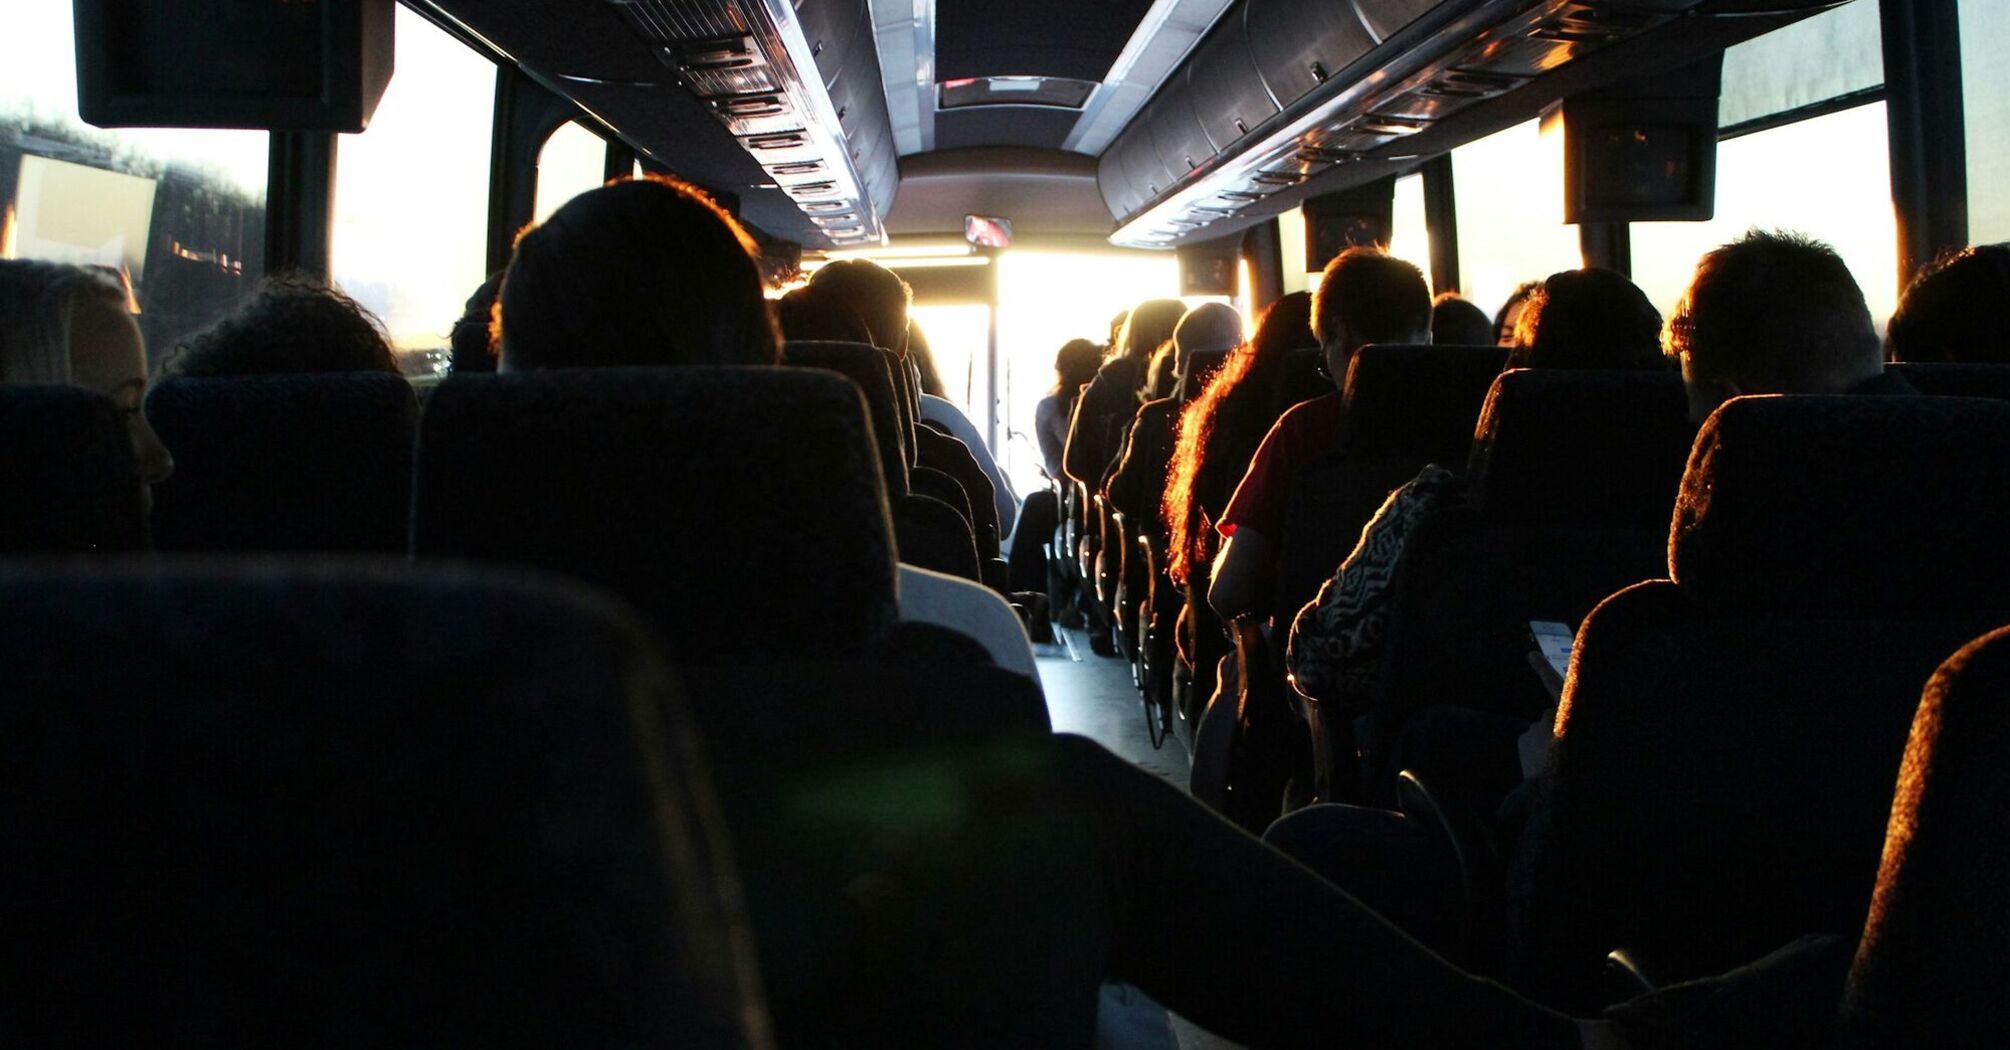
[1287,465,1471,707]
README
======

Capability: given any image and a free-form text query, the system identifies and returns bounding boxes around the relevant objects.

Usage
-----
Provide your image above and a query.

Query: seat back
[0,385,147,552]
[1889,361,2010,400]
[1366,372,1695,738]
[1179,347,1232,404]
[784,340,908,495]
[0,561,766,1048]
[1277,346,1331,407]
[1274,345,1508,618]
[144,373,418,552]
[1511,395,2010,1010]
[414,367,899,660]
[1839,625,2010,1048]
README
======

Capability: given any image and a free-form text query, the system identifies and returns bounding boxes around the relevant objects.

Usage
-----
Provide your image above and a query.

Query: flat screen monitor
[964,214,1013,249]
[6,155,158,283]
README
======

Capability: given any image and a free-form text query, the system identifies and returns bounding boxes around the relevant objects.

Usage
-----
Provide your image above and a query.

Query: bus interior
[3,0,2008,1045]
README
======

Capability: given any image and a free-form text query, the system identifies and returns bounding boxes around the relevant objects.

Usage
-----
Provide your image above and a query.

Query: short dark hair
[807,259,912,353]
[169,276,399,377]
[1430,293,1494,346]
[775,284,873,345]
[1886,243,2010,365]
[1312,248,1431,348]
[1509,268,1664,371]
[497,176,779,370]
[1668,229,1881,393]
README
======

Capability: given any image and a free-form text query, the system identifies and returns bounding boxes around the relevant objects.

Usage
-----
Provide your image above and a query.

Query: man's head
[807,259,913,355]
[1667,229,1883,421]
[1311,248,1432,390]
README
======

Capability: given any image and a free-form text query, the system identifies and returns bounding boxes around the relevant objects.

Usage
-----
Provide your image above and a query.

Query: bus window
[1387,172,1432,293]
[330,5,493,358]
[1963,0,2010,243]
[0,0,267,370]
[1631,103,1899,331]
[1451,119,1584,320]
[534,122,610,225]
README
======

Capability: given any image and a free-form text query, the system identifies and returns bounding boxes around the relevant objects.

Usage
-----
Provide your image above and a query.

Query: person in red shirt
[1206,247,1432,622]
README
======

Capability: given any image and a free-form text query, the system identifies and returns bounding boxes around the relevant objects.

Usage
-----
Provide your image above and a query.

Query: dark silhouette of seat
[1361,371,1694,781]
[0,385,147,553]
[1275,344,1509,621]
[0,561,767,1048]
[1888,361,2010,400]
[144,372,418,553]
[784,341,979,580]
[1839,624,2010,1048]
[413,367,900,661]
[1278,345,1332,407]
[1510,394,2010,1010]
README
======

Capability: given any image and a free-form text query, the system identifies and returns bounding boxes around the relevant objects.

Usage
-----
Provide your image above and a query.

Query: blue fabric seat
[0,560,766,1047]
[0,385,146,552]
[144,372,418,552]
[1510,394,2010,1010]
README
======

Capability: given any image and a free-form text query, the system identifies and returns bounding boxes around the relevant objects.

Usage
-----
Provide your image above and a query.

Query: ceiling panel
[935,0,1157,81]
[933,108,1085,150]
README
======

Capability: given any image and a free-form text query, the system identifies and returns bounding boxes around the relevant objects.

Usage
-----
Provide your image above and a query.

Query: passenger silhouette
[166,275,400,377]
[1062,297,1185,487]
[1885,242,2010,365]
[1506,267,1666,372]
[775,284,872,345]
[1208,248,1431,622]
[1670,228,1910,421]
[1105,301,1243,526]
[1493,280,1540,346]
[0,259,173,490]
[1034,337,1102,480]
[448,270,505,374]
[1431,293,1495,346]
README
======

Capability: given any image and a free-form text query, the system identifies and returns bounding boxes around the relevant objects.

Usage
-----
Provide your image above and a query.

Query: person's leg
[1010,489,1059,593]
[1048,734,1582,1049]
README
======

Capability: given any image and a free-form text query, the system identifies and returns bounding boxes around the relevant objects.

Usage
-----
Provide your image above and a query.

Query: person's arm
[1061,383,1101,486]
[1207,527,1272,622]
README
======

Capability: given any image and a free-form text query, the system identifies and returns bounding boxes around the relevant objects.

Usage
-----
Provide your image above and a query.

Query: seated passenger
[1884,242,2010,364]
[1288,266,1665,711]
[1063,298,1187,488]
[0,260,174,494]
[1493,280,1540,346]
[1207,248,1432,622]
[1034,338,1103,480]
[165,276,400,377]
[1106,302,1243,526]
[448,270,505,374]
[775,283,873,345]
[907,318,948,398]
[492,176,1031,673]
[1431,293,1495,346]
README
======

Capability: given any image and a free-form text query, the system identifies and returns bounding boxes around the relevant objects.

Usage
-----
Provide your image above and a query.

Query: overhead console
[606,0,898,247]
[1098,0,1854,248]
[426,0,897,249]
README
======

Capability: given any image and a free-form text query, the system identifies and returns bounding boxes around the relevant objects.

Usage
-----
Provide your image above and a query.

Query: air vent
[605,0,890,248]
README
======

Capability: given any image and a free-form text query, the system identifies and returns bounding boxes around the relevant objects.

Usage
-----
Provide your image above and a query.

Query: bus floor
[1036,626,1242,1050]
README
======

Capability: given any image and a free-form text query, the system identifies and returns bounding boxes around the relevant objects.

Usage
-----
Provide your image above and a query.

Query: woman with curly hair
[1160,291,1316,701]
[167,277,401,377]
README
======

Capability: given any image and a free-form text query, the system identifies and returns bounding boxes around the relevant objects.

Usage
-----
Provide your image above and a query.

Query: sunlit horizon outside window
[331,5,494,351]
[1452,118,1584,320]
[1631,102,1899,333]
[534,121,609,224]
[2,0,268,366]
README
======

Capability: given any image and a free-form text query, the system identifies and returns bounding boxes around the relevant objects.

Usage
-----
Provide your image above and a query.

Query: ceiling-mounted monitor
[964,214,1013,248]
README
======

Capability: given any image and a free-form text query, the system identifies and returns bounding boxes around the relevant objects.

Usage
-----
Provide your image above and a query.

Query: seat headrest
[414,366,899,659]
[0,385,147,552]
[0,560,764,1047]
[1467,369,1694,530]
[1840,624,2010,1047]
[1669,395,2010,615]
[1889,362,2010,402]
[784,340,908,495]
[143,372,419,553]
[1338,344,1509,462]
